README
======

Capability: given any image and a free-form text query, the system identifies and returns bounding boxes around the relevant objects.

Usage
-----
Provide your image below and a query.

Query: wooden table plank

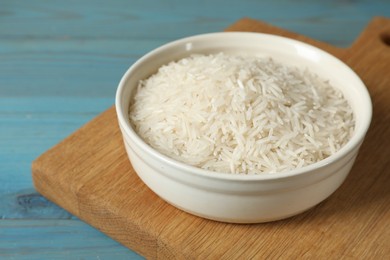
[0,219,141,259]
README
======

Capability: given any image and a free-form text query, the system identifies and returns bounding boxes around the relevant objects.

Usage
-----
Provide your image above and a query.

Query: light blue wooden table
[1,1,389,259]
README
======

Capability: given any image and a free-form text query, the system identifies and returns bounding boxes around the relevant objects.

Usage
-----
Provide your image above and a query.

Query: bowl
[115,32,372,223]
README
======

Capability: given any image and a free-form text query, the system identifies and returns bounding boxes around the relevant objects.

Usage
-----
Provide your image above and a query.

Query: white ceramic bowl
[115,32,372,223]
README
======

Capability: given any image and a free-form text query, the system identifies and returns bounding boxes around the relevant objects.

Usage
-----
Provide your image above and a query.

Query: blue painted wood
[0,188,74,219]
[0,97,112,194]
[0,220,141,259]
[0,0,389,258]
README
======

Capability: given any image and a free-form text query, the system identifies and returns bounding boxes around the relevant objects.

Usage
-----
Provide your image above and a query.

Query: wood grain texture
[0,219,140,259]
[1,1,390,258]
[32,17,390,259]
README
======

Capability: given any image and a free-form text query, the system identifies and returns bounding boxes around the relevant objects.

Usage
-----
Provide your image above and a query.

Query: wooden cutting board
[32,17,390,259]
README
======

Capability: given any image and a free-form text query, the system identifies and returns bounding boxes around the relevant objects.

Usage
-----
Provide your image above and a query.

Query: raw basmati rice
[129,53,355,174]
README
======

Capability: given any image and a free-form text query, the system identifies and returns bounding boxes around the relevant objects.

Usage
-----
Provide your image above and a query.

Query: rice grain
[129,53,355,174]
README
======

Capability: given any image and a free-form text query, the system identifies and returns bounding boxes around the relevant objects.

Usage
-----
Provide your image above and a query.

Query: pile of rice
[129,53,355,174]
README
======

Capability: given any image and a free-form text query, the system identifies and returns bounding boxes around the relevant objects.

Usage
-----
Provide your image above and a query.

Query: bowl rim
[115,32,372,182]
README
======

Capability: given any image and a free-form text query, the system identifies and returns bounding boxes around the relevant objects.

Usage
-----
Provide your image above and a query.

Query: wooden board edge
[31,106,117,217]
